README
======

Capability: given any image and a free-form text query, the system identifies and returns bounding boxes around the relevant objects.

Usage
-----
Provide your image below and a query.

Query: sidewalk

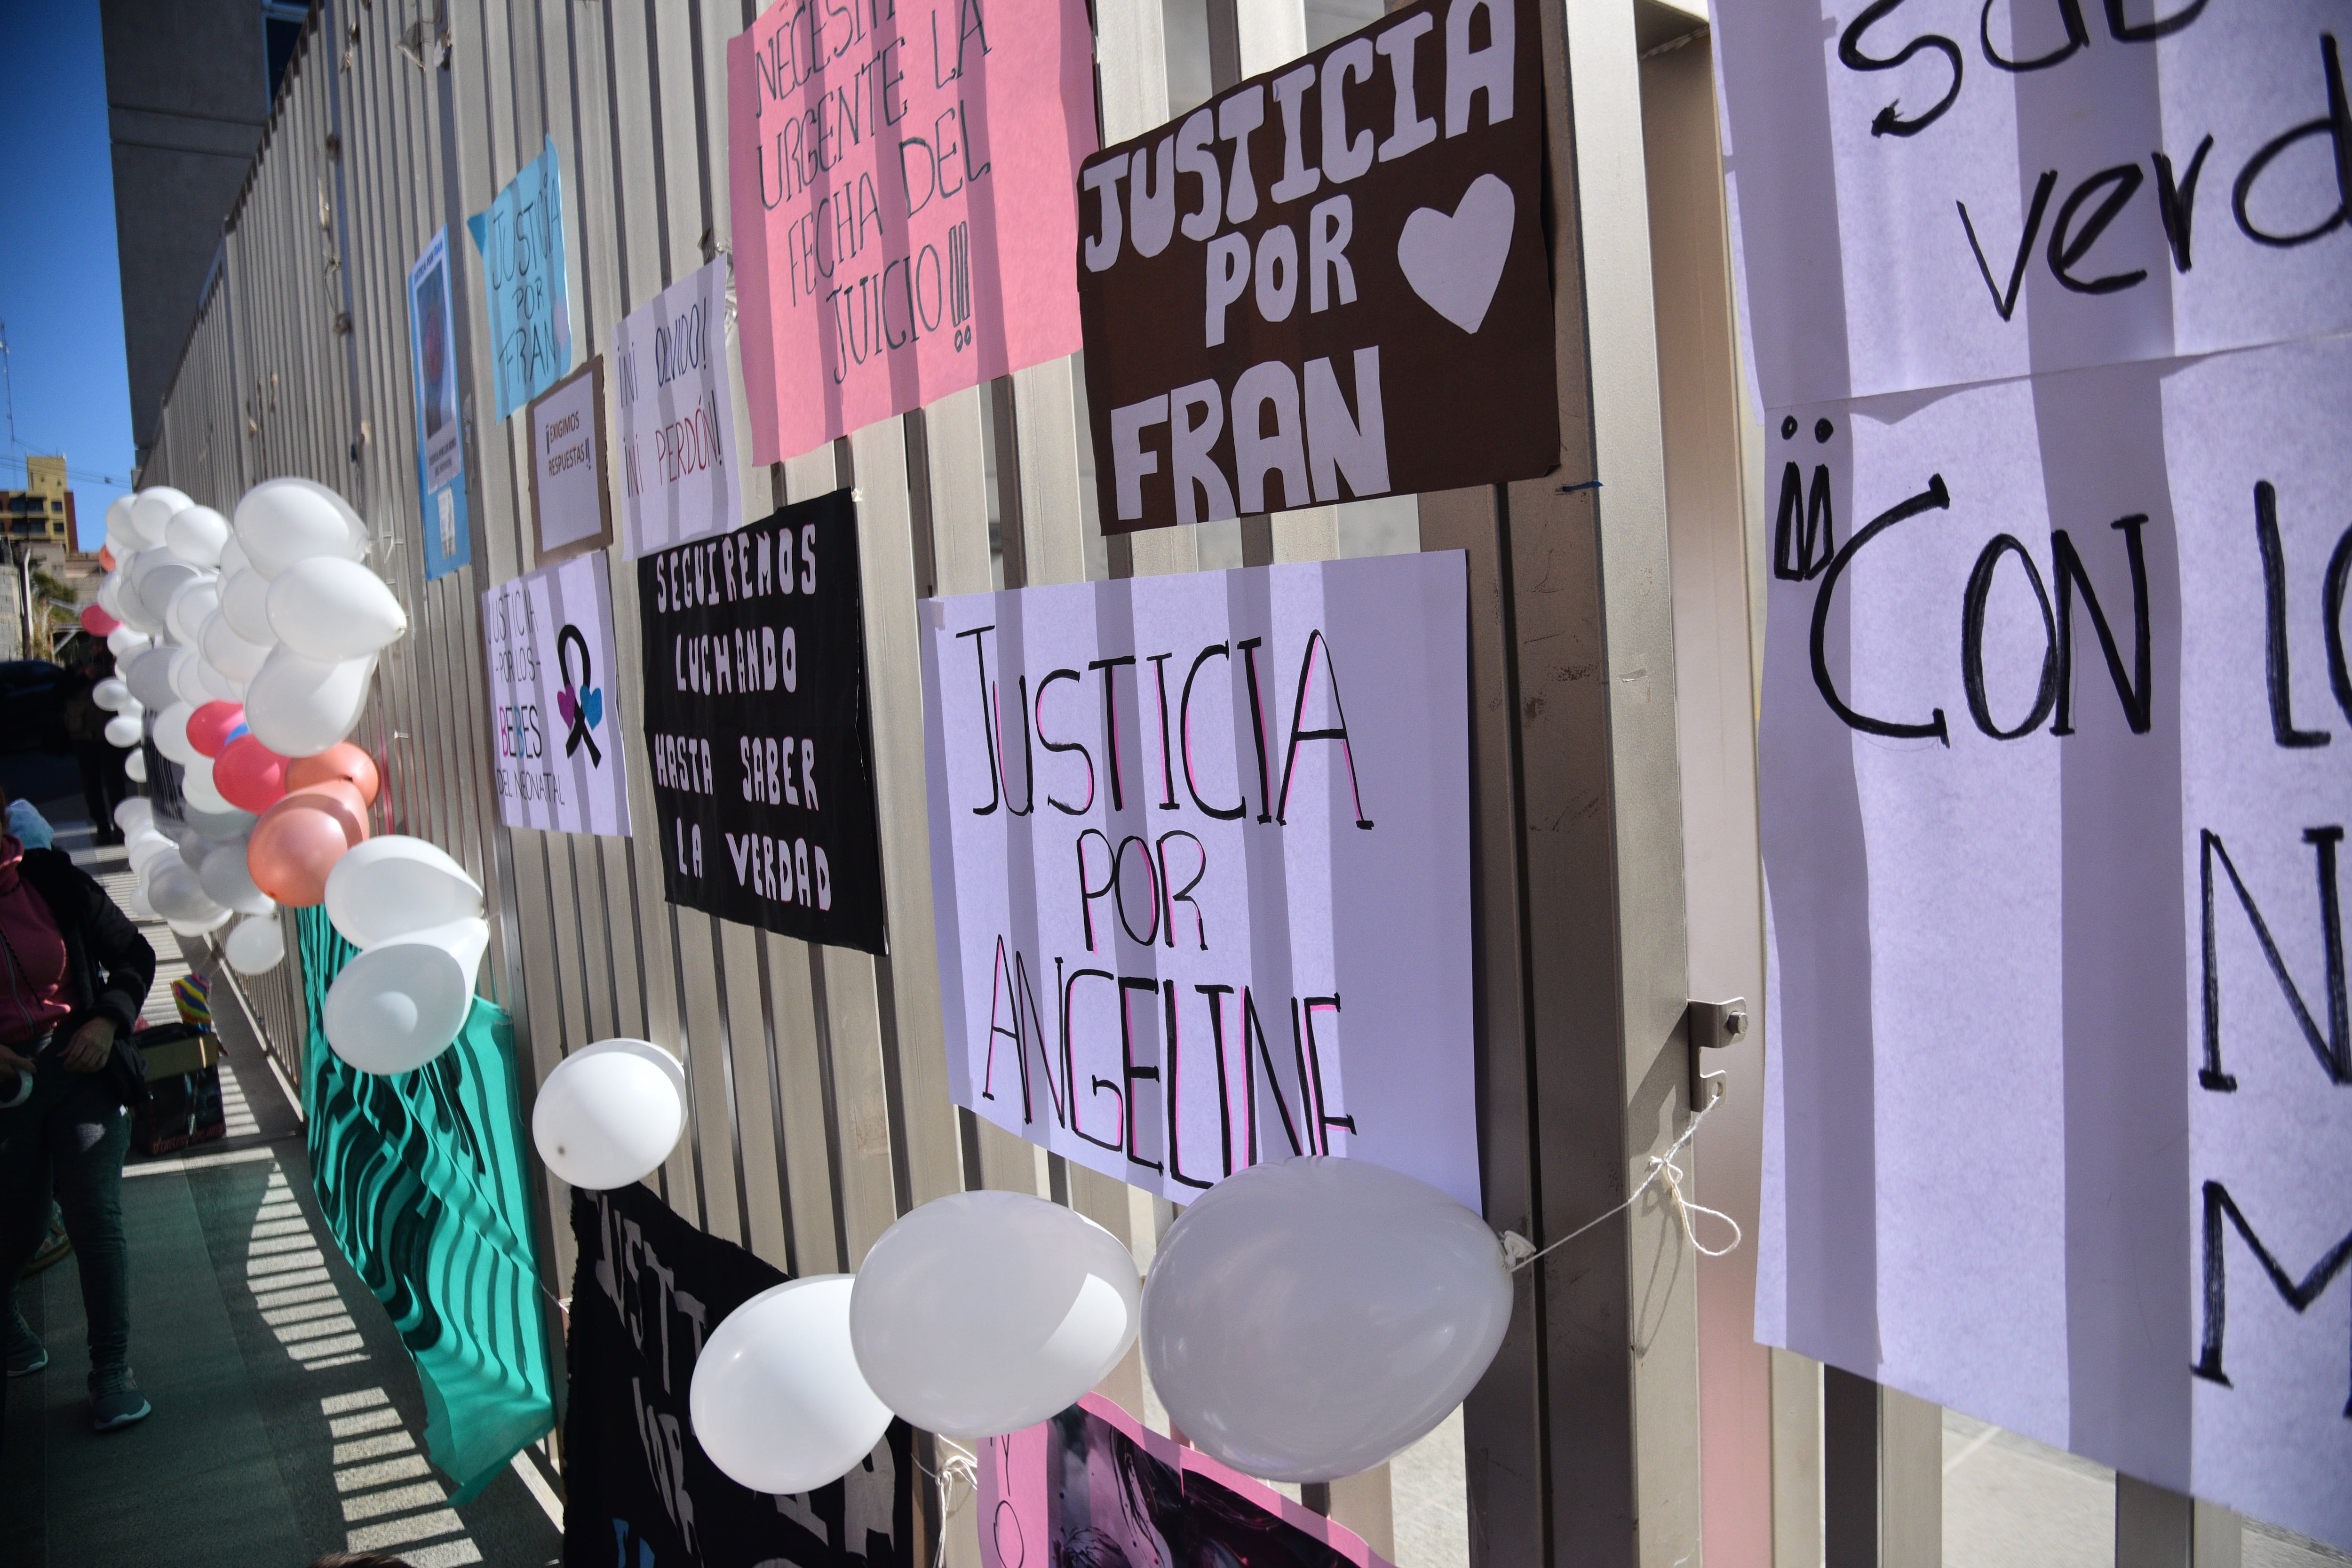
[0,757,566,1568]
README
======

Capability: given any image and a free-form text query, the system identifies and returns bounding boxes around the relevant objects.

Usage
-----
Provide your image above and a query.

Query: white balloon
[323,835,484,948]
[125,646,178,711]
[114,798,154,835]
[131,486,193,546]
[97,571,126,621]
[200,843,275,916]
[243,647,373,757]
[181,756,231,815]
[690,1277,893,1495]
[235,478,365,577]
[104,714,143,749]
[105,495,136,549]
[135,556,202,627]
[107,626,151,660]
[92,678,132,711]
[153,703,199,765]
[221,568,278,645]
[183,804,257,844]
[1140,1157,1515,1483]
[120,883,156,921]
[164,504,231,567]
[124,751,149,783]
[218,535,251,577]
[531,1040,687,1190]
[850,1190,1142,1438]
[169,646,213,707]
[225,914,287,973]
[320,917,488,1073]
[126,831,176,876]
[105,555,156,634]
[164,576,222,646]
[198,660,247,704]
[199,609,271,683]
[146,858,225,924]
[167,908,236,938]
[267,557,407,661]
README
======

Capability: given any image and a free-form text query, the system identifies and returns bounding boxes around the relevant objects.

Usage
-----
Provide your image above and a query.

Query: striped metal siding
[132,3,1400,1561]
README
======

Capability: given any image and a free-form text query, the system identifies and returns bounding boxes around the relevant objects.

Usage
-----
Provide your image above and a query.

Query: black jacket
[14,847,156,1048]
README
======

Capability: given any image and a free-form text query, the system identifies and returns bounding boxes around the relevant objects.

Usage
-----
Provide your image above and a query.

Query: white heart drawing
[1396,174,1517,336]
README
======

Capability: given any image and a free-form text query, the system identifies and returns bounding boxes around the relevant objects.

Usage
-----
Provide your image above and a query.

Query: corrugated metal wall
[139,2,1438,1561]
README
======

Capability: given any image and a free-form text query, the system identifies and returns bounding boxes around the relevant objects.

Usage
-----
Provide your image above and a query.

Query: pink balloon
[246,785,368,907]
[286,742,381,806]
[99,546,117,571]
[216,734,290,814]
[281,780,370,848]
[188,701,247,759]
[81,604,122,637]
[246,808,348,907]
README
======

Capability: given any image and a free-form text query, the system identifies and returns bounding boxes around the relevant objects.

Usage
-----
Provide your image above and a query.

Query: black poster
[563,1182,916,1568]
[638,488,887,952]
[1075,0,1555,533]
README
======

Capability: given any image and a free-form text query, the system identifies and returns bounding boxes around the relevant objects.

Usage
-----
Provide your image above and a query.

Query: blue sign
[407,226,472,580]
[466,134,574,422]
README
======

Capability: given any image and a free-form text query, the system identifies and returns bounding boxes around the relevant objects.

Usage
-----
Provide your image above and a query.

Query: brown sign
[1077,0,1555,533]
[526,355,615,567]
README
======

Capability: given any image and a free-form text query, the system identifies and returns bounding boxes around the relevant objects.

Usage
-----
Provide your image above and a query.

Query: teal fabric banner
[296,908,556,1500]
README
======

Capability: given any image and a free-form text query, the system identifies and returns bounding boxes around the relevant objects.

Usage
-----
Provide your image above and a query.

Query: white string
[1501,1103,1743,1273]
[921,1437,980,1568]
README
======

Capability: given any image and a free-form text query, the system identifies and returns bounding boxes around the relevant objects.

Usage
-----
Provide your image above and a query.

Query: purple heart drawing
[557,687,578,729]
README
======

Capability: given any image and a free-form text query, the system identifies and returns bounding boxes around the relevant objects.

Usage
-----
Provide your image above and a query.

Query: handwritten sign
[1076,0,1555,532]
[637,488,887,953]
[723,0,1097,463]
[1755,337,2352,1552]
[407,227,471,580]
[526,357,612,565]
[467,134,574,422]
[919,552,1480,1210]
[612,255,744,560]
[1713,4,2352,409]
[481,552,630,837]
[978,1393,1395,1568]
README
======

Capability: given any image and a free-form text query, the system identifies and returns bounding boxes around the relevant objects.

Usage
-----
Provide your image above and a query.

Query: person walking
[0,781,156,1431]
[63,650,128,846]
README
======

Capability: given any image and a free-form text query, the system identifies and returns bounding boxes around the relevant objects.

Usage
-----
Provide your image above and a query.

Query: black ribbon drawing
[557,623,602,764]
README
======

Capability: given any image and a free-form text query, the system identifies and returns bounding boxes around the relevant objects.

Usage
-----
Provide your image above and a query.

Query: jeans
[73,742,129,840]
[0,1067,132,1389]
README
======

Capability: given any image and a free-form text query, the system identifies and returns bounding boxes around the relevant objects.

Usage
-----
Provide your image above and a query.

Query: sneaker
[89,1381,151,1432]
[4,1337,45,1378]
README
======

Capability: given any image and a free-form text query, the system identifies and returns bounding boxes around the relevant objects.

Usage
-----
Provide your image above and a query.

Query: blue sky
[0,0,134,548]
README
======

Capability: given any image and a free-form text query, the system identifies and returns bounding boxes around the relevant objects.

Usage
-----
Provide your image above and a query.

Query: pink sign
[978,1393,1396,1568]
[726,0,1097,463]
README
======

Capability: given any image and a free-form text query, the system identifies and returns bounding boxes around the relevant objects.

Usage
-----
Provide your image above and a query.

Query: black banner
[564,1182,916,1568]
[638,488,887,952]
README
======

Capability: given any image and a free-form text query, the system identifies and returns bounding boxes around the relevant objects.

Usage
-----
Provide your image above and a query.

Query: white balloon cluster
[88,479,410,976]
[524,1043,1147,1490]
[94,479,403,760]
[320,837,490,1074]
[111,795,267,944]
[533,1039,1507,1488]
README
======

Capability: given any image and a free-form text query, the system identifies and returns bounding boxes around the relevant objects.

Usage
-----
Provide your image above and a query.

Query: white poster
[612,255,743,560]
[483,551,632,836]
[1714,0,2352,409]
[1756,336,2352,1551]
[920,553,1481,1211]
